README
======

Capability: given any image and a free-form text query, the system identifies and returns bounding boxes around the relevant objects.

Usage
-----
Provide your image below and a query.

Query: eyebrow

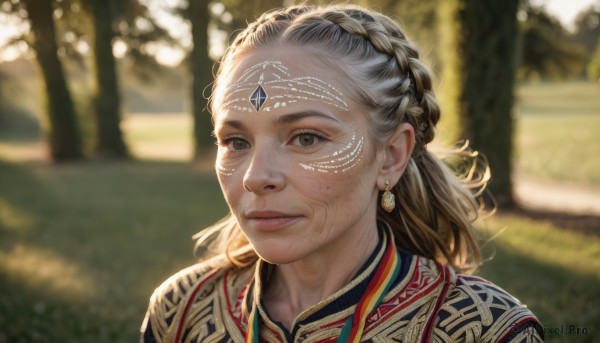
[218,110,340,131]
[275,110,340,124]
[219,119,245,130]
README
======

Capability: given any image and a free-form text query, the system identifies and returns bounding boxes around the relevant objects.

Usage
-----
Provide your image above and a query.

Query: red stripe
[358,257,397,325]
[354,239,395,323]
[355,256,393,323]
[223,270,248,335]
[364,258,442,333]
[348,239,397,340]
[422,263,451,343]
[174,269,220,343]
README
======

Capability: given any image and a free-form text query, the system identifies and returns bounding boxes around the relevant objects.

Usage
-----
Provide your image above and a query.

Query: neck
[262,225,379,329]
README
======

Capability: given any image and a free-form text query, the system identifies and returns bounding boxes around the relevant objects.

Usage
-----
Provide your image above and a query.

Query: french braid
[205,5,488,272]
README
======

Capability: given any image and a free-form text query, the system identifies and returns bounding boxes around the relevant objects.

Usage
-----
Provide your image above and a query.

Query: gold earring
[381,180,395,212]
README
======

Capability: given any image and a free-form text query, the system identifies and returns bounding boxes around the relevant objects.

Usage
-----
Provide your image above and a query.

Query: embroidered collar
[242,229,409,342]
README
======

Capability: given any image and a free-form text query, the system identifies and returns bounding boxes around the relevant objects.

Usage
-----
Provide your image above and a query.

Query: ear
[377,123,415,189]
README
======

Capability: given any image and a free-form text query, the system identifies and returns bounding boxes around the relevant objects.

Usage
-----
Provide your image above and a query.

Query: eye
[298,133,316,146]
[222,137,250,151]
[293,132,324,147]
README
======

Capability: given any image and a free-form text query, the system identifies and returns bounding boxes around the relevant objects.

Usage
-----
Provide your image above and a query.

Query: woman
[141,4,543,342]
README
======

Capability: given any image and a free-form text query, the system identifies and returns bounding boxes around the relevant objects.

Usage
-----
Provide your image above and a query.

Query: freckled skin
[213,48,385,266]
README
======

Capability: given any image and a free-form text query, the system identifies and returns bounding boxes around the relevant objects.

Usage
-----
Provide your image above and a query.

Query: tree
[573,4,600,80]
[185,0,213,159]
[54,0,175,158]
[519,6,587,81]
[184,0,285,159]
[573,5,600,54]
[20,0,84,161]
[450,0,521,207]
[2,0,177,160]
[587,42,600,80]
[88,0,128,158]
[219,0,287,33]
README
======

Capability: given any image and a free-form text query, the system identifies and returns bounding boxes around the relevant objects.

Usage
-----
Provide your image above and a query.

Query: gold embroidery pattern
[146,263,211,342]
[361,258,449,342]
[432,275,543,342]
[142,257,542,343]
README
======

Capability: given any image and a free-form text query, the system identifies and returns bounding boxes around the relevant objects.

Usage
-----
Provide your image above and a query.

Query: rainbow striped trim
[245,302,260,343]
[337,236,401,342]
[244,234,401,343]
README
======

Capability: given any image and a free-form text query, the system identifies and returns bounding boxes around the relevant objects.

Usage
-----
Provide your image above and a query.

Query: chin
[251,242,306,265]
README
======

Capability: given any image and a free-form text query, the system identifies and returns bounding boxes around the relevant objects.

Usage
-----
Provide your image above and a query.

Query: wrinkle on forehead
[221,60,350,113]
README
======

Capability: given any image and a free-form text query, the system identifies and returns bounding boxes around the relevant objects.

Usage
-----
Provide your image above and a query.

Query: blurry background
[0,0,598,341]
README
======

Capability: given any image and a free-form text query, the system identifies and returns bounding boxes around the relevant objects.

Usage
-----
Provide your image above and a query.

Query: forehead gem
[224,61,349,112]
[249,85,267,111]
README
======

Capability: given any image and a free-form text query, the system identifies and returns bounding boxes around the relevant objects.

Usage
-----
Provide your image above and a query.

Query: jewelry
[223,60,350,112]
[381,180,395,212]
[249,73,268,111]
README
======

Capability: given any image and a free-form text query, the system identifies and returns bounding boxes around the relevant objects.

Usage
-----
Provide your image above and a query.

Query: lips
[245,210,303,232]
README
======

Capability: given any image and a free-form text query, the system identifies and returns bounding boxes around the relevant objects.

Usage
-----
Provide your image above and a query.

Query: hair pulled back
[201,4,489,272]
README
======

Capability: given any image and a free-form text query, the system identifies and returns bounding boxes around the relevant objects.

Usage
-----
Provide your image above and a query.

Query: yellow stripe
[360,256,398,318]
[352,254,399,341]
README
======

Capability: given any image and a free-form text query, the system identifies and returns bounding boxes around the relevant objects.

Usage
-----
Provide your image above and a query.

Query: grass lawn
[477,214,600,342]
[0,160,228,342]
[0,81,599,342]
[0,159,598,342]
[515,81,600,187]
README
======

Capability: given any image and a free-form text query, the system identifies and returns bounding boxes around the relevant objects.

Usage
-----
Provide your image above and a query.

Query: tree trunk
[23,0,83,161]
[187,0,214,160]
[89,0,128,158]
[456,0,520,207]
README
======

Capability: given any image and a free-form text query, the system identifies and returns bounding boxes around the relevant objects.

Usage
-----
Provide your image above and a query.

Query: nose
[243,142,286,194]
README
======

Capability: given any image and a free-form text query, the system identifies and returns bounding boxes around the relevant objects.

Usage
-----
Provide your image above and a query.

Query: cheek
[216,168,244,210]
[294,160,373,215]
[297,134,364,174]
[215,149,246,204]
[215,150,237,177]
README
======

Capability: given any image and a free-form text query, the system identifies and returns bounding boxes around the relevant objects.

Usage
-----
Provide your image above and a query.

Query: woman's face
[213,47,386,264]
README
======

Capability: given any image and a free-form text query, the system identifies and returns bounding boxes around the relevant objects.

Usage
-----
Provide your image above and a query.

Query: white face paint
[299,132,364,173]
[216,164,235,176]
[222,61,350,113]
[214,47,386,266]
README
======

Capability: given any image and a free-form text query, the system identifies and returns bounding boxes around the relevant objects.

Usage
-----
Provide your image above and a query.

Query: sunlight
[155,44,185,67]
[0,12,29,63]
[112,39,127,58]
[0,199,34,232]
[478,216,600,281]
[0,244,96,301]
[0,142,48,163]
[122,113,193,161]
[531,0,599,31]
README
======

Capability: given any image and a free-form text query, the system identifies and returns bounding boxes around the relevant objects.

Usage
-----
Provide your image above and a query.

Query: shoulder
[434,274,544,342]
[140,261,253,343]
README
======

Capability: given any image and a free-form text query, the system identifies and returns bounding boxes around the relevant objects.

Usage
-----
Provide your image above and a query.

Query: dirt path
[515,176,600,215]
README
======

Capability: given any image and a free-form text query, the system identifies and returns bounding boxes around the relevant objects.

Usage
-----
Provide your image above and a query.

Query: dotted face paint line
[223,61,350,112]
[216,164,235,176]
[299,133,364,174]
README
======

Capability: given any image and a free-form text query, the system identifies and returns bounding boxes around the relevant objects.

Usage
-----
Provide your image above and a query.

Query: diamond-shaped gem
[250,85,267,111]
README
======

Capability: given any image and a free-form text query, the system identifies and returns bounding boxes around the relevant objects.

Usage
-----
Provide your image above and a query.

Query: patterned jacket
[141,239,543,343]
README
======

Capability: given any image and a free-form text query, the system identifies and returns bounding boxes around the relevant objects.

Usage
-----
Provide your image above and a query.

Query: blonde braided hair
[204,4,489,272]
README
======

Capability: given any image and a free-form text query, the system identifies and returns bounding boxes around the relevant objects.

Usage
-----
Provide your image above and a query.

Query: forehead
[217,47,352,115]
